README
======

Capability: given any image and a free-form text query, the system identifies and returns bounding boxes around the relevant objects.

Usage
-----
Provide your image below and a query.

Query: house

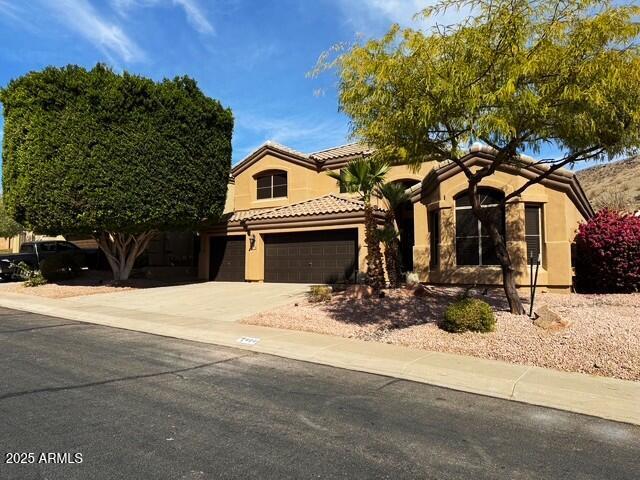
[198,141,593,292]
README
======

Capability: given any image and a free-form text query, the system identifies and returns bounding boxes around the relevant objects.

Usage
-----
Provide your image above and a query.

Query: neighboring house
[198,141,593,292]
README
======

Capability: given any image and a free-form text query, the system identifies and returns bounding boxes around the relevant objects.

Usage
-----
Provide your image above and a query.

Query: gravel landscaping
[0,273,200,299]
[241,287,640,381]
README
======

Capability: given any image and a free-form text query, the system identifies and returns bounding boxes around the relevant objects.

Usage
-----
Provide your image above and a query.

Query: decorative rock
[413,284,430,297]
[533,305,571,332]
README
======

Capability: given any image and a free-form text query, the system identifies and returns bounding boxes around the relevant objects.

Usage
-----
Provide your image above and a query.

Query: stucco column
[245,232,263,281]
[357,225,367,278]
[413,201,429,281]
[439,202,456,274]
[506,200,527,284]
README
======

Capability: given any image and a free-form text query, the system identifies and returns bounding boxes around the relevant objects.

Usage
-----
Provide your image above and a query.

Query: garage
[264,229,358,284]
[209,236,246,281]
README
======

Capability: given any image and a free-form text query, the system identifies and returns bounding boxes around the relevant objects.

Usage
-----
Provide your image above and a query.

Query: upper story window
[455,188,505,266]
[256,170,287,200]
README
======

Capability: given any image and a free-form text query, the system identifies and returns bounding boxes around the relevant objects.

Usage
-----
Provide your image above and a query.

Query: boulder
[412,284,431,297]
[533,305,571,332]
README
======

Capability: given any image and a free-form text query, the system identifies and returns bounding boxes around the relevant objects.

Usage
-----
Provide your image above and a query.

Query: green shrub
[40,253,81,281]
[12,261,47,287]
[441,298,496,333]
[24,271,47,287]
[308,285,332,303]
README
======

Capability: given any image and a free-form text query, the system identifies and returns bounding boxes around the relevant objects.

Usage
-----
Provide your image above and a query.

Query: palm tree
[328,158,389,290]
[376,182,410,287]
[376,225,400,288]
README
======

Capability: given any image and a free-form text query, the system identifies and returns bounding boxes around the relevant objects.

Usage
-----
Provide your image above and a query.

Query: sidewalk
[0,290,638,426]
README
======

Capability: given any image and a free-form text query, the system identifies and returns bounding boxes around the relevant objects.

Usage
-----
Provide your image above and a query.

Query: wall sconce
[249,234,256,251]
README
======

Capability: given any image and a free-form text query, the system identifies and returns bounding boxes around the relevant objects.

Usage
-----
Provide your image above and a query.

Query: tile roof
[245,194,374,221]
[309,143,373,161]
[223,208,273,222]
[263,140,308,159]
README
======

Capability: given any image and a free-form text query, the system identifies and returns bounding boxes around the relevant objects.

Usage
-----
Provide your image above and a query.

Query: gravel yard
[241,287,640,381]
[0,273,200,299]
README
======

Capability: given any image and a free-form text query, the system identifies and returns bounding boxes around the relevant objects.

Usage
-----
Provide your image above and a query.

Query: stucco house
[198,141,593,292]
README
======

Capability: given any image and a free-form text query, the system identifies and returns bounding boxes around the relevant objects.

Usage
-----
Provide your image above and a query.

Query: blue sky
[0,0,566,167]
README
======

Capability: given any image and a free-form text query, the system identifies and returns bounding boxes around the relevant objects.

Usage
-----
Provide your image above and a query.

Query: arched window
[256,170,287,199]
[455,188,505,266]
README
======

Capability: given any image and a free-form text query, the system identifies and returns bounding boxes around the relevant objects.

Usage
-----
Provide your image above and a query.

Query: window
[256,171,287,200]
[525,204,543,264]
[429,210,439,267]
[455,189,505,266]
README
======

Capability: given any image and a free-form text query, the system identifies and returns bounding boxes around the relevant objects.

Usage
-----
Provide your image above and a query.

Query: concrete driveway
[70,281,309,322]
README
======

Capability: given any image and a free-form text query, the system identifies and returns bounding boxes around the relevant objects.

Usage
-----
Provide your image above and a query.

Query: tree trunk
[93,231,156,281]
[383,238,401,288]
[364,204,385,290]
[383,210,402,288]
[468,186,526,315]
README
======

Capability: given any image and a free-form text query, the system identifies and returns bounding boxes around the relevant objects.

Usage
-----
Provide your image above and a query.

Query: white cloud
[46,0,144,62]
[111,0,213,34]
[173,0,213,34]
[234,111,349,160]
[335,0,471,33]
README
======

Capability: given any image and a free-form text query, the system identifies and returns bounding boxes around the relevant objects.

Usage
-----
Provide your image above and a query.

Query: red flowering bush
[575,210,640,293]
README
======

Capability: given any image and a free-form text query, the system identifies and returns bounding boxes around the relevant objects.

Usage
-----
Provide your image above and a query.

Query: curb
[0,292,638,426]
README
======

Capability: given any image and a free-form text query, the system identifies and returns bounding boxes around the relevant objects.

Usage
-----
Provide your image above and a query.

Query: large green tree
[0,196,22,239]
[319,0,640,313]
[1,64,233,280]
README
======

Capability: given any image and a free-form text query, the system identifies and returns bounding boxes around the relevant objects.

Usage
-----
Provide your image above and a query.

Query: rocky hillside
[576,156,640,211]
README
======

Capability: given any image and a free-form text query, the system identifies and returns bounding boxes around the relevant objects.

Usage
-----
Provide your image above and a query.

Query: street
[0,307,638,479]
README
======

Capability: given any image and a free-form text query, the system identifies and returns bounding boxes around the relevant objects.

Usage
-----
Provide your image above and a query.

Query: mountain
[576,156,640,211]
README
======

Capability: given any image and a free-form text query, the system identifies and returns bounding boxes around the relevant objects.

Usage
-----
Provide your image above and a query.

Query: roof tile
[245,194,375,221]
[309,143,373,161]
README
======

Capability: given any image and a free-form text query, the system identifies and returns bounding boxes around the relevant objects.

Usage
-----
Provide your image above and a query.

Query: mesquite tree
[1,64,232,280]
[317,0,640,313]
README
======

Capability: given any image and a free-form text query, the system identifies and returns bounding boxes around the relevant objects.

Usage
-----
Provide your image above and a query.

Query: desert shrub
[575,209,640,293]
[40,253,81,281]
[308,285,332,303]
[24,271,47,287]
[441,298,496,333]
[12,261,47,287]
[405,271,420,286]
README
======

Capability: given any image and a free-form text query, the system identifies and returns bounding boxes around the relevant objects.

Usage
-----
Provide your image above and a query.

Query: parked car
[0,241,93,281]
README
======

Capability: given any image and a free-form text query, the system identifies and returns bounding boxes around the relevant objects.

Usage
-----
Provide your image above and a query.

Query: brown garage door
[264,229,358,283]
[209,236,245,281]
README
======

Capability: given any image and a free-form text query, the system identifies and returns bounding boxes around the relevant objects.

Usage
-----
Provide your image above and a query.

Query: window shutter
[524,205,541,263]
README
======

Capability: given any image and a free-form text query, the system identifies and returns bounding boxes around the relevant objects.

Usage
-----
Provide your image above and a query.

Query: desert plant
[405,271,420,286]
[575,209,640,293]
[376,182,410,287]
[12,261,47,287]
[308,285,332,303]
[40,253,82,281]
[376,226,400,288]
[441,298,496,333]
[328,158,389,290]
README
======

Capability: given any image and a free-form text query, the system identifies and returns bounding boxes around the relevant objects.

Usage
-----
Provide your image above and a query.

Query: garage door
[209,236,245,281]
[264,229,358,283]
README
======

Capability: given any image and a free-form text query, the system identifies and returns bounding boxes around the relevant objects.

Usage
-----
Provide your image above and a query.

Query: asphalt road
[0,307,638,480]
